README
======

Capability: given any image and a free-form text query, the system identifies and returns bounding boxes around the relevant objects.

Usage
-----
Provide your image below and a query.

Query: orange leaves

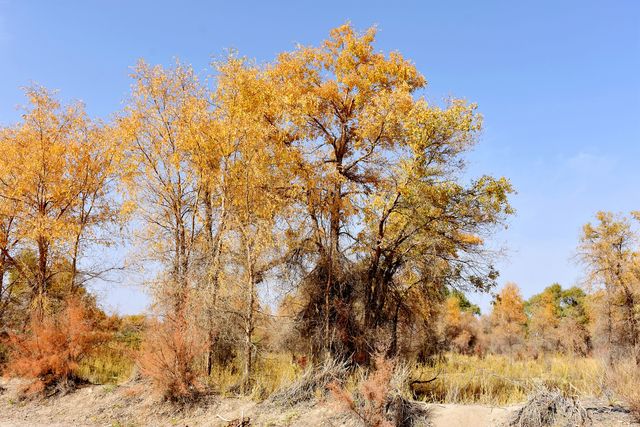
[138,312,206,402]
[329,354,396,427]
[6,297,109,396]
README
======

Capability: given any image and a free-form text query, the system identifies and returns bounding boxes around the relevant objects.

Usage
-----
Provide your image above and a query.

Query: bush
[137,312,206,403]
[6,297,109,396]
[329,354,428,427]
[329,354,395,427]
[269,357,349,407]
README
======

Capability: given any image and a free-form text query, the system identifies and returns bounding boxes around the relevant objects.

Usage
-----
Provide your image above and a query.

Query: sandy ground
[0,378,637,426]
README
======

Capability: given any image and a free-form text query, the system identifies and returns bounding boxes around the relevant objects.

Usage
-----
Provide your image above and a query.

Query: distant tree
[448,289,481,316]
[489,282,527,355]
[442,292,481,355]
[526,283,590,356]
[578,211,640,365]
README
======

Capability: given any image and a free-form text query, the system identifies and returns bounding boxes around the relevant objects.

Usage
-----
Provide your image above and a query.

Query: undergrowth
[409,353,603,405]
[607,359,640,421]
[63,348,613,408]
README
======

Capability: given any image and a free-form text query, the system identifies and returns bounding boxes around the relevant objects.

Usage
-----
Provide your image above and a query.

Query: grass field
[78,349,608,405]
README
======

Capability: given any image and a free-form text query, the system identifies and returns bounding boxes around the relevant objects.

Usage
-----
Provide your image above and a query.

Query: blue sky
[1,1,639,314]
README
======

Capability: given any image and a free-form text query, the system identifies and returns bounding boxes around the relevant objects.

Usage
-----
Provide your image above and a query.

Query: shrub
[329,354,395,427]
[137,312,206,403]
[329,356,393,427]
[6,297,109,396]
[328,354,428,427]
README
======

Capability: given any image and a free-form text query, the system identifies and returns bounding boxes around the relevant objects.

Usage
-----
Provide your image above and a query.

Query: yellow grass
[410,353,604,405]
[77,343,135,384]
[208,352,302,400]
[77,347,609,406]
[607,359,640,420]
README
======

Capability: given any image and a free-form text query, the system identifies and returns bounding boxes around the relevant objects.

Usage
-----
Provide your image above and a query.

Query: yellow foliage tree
[0,87,119,320]
[265,23,513,359]
[579,211,640,364]
[490,282,527,355]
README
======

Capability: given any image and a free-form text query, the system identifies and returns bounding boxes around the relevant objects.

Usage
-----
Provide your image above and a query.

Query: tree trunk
[35,236,49,321]
[622,286,640,365]
[242,241,256,393]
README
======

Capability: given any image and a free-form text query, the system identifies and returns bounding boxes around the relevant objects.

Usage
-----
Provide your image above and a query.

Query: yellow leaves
[0,86,116,248]
[119,200,137,219]
[579,211,639,295]
[492,282,527,328]
[456,233,484,246]
[445,295,463,327]
[406,99,482,163]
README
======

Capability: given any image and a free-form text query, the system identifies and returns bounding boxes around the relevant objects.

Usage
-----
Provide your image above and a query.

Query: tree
[526,284,590,356]
[119,61,209,397]
[267,23,427,357]
[267,23,513,360]
[0,201,19,328]
[578,211,640,364]
[0,87,118,320]
[211,57,298,390]
[442,292,481,355]
[526,284,562,354]
[489,282,527,355]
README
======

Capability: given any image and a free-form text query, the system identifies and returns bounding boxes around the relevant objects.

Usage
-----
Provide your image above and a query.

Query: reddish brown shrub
[137,312,206,403]
[6,297,109,396]
[329,354,395,427]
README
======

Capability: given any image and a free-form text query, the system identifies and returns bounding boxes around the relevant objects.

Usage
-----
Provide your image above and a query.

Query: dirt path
[0,379,637,426]
[429,404,515,426]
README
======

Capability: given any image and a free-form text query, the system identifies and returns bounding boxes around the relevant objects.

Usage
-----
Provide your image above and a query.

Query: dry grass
[43,346,611,410]
[410,353,603,405]
[208,353,301,400]
[268,357,349,407]
[607,359,640,421]
[77,344,135,384]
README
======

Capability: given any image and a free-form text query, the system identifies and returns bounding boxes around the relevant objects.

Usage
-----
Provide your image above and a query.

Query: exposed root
[268,358,349,407]
[386,395,430,427]
[510,387,591,427]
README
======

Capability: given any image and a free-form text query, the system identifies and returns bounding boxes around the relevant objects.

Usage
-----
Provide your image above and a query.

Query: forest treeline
[0,24,638,404]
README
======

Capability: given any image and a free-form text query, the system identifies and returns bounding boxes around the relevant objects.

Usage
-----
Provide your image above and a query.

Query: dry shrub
[510,387,591,427]
[329,355,429,427]
[607,359,640,421]
[329,354,394,427]
[268,357,349,407]
[6,297,109,397]
[137,312,206,403]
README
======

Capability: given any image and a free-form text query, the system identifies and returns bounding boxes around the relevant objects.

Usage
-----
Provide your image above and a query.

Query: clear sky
[1,0,639,314]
